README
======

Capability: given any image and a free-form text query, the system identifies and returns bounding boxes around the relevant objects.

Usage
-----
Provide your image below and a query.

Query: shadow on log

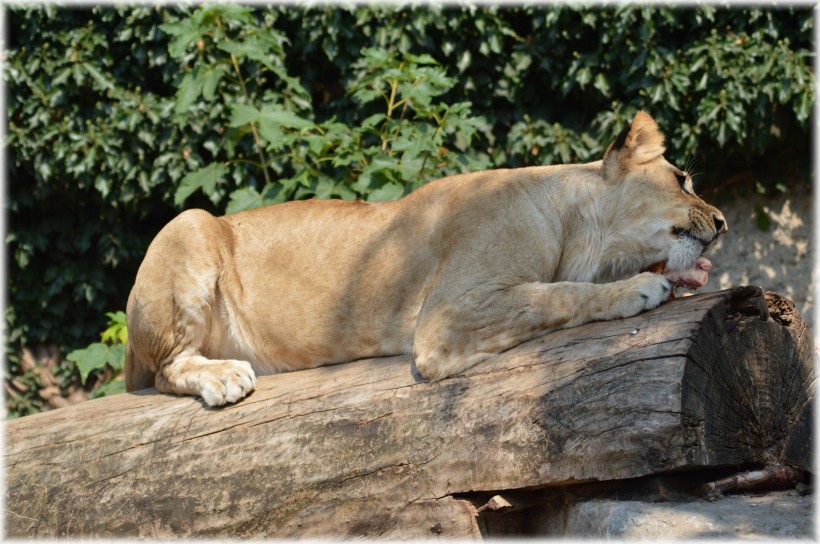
[4,287,814,538]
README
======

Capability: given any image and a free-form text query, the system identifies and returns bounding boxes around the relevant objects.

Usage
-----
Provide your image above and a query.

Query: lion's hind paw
[158,356,257,407]
[197,360,257,407]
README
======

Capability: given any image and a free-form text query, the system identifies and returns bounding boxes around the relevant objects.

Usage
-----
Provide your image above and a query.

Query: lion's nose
[713,213,727,235]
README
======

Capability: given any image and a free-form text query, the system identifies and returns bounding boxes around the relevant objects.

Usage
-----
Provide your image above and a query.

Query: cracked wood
[4,287,814,539]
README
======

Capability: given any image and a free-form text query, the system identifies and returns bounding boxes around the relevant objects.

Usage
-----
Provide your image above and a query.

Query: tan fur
[126,111,727,406]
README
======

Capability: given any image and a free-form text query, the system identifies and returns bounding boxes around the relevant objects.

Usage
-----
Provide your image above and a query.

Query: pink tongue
[664,256,712,289]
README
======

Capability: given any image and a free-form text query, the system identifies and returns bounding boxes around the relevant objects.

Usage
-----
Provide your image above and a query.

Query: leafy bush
[276,6,813,176]
[6,7,183,350]
[5,5,814,415]
[159,6,490,212]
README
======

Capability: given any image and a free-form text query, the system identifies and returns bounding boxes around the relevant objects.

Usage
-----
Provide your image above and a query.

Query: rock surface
[541,491,814,539]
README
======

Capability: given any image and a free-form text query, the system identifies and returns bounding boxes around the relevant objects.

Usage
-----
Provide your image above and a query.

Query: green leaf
[52,67,72,86]
[207,4,254,25]
[201,66,226,101]
[160,20,204,58]
[107,344,126,371]
[226,187,264,214]
[754,203,771,232]
[360,113,385,131]
[593,73,611,97]
[332,183,358,200]
[315,176,334,199]
[175,70,204,115]
[405,53,439,65]
[174,163,227,206]
[259,124,288,149]
[100,311,128,345]
[259,106,313,130]
[796,91,811,123]
[218,37,277,67]
[397,157,425,179]
[81,63,114,91]
[228,103,260,127]
[66,342,124,384]
[105,311,127,326]
[576,66,592,88]
[303,134,326,156]
[257,107,313,148]
[351,85,384,105]
[367,182,405,202]
[92,378,126,398]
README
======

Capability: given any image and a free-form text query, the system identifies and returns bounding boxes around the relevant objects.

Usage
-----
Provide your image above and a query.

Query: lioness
[126,111,726,406]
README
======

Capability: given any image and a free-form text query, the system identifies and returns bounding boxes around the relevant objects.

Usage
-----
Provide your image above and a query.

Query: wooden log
[4,287,813,539]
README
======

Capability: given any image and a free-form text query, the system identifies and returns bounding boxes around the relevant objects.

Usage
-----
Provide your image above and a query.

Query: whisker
[684,154,697,176]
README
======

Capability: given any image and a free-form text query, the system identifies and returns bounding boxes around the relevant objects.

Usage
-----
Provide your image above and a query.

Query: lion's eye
[675,173,691,194]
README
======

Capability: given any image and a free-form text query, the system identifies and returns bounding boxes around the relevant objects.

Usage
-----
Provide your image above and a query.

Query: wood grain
[5,287,813,538]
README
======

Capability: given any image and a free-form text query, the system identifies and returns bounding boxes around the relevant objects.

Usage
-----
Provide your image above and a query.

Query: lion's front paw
[601,272,672,320]
[631,272,673,310]
[196,360,257,407]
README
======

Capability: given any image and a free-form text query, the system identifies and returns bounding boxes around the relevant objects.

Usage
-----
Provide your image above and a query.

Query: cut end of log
[724,285,769,320]
[765,291,798,326]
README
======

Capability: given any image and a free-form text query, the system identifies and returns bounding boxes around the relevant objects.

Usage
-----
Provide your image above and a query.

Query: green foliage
[65,312,127,397]
[273,5,813,175]
[6,7,183,353]
[159,8,489,212]
[4,352,46,418]
[754,203,773,232]
[175,162,228,206]
[99,311,128,346]
[66,343,124,385]
[5,5,814,415]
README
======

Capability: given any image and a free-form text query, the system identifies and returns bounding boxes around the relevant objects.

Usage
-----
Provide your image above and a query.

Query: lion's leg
[128,209,257,406]
[151,284,258,406]
[147,282,258,406]
[413,272,671,380]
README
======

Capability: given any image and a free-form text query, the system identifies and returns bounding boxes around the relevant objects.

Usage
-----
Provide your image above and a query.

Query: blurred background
[4,5,814,416]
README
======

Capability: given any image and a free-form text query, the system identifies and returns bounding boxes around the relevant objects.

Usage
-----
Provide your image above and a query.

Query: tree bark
[4,287,814,539]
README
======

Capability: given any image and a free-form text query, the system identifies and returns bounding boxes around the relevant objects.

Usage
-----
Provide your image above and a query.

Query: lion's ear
[603,111,666,181]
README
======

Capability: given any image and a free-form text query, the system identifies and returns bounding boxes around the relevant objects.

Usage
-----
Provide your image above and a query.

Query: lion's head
[600,111,727,280]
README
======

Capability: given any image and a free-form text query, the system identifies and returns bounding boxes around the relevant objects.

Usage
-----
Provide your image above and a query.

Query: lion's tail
[124,341,155,392]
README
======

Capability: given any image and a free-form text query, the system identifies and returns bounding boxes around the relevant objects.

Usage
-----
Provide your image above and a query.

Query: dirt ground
[698,184,815,332]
